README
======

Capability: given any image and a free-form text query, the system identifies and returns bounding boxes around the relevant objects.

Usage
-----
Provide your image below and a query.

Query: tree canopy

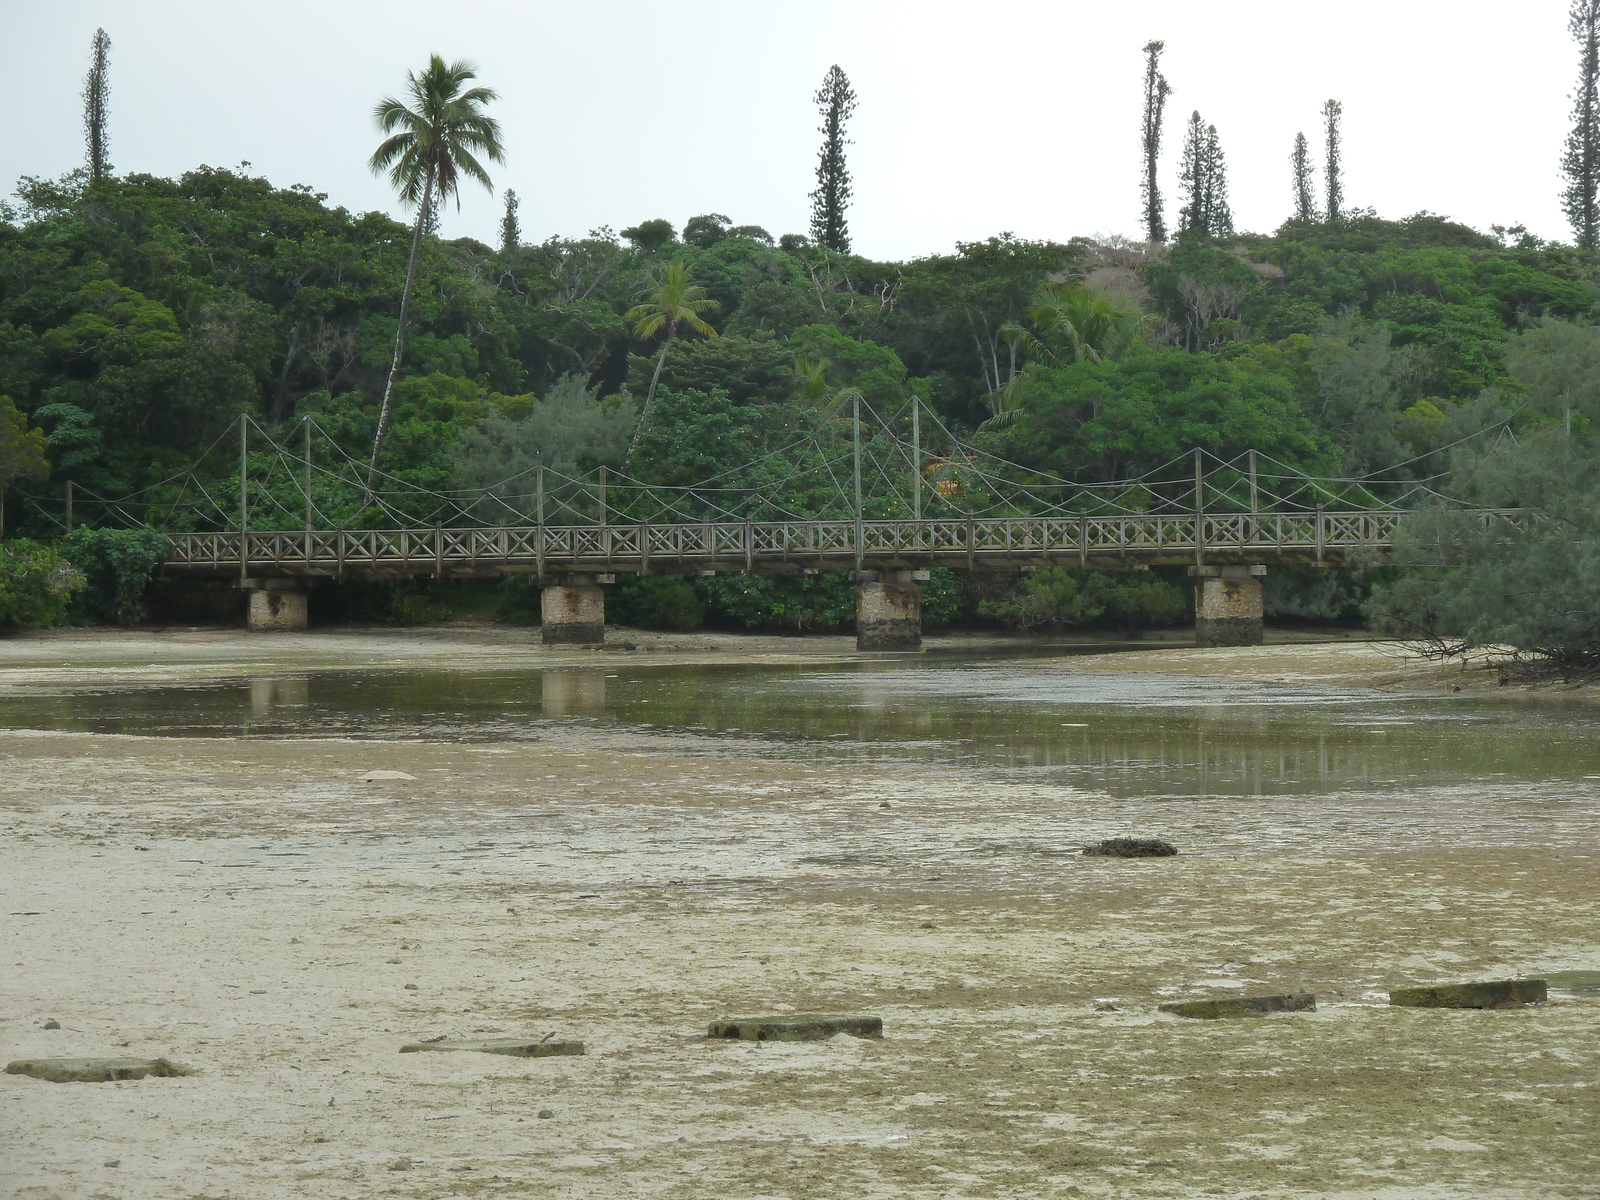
[2,149,1599,644]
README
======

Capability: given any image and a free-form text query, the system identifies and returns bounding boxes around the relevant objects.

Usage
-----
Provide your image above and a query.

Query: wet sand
[2,629,1596,1198]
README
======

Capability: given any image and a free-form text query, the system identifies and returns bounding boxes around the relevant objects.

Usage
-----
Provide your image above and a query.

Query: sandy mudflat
[1,629,1596,1199]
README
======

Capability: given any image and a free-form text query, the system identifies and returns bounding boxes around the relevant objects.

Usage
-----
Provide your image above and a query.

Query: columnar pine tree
[1291,132,1317,222]
[809,65,858,253]
[1178,112,1208,236]
[1202,124,1233,237]
[1322,99,1344,222]
[1139,40,1172,243]
[82,28,112,182]
[1177,115,1232,238]
[499,188,521,253]
[1563,0,1600,249]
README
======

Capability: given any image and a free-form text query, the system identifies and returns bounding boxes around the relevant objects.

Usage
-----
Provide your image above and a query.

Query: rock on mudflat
[399,1037,584,1058]
[1160,993,1316,1019]
[708,1014,883,1042]
[5,1057,195,1083]
[1084,838,1178,858]
[1388,980,1548,1009]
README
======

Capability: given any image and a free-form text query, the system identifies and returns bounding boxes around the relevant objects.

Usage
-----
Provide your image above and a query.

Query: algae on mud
[1158,993,1316,1019]
[1,631,1596,1198]
[5,1057,195,1083]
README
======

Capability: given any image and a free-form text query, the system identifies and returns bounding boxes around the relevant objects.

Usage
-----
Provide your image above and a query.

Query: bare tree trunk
[269,324,301,424]
[622,331,674,473]
[365,170,434,499]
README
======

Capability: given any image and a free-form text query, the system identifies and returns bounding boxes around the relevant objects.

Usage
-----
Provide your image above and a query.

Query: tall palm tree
[621,261,718,469]
[366,55,503,493]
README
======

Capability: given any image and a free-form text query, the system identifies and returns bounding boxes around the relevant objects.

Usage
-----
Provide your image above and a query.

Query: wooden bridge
[37,414,1500,646]
[161,509,1439,647]
[162,509,1411,580]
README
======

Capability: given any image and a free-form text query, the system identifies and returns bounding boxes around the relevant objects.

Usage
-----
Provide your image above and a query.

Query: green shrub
[1264,565,1379,621]
[978,566,1188,632]
[693,571,856,632]
[921,568,968,627]
[317,579,453,625]
[608,576,704,630]
[0,540,84,630]
[492,576,542,625]
[60,527,166,624]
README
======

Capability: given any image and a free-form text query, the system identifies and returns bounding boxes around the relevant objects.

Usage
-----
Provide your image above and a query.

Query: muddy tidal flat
[1,628,1596,1199]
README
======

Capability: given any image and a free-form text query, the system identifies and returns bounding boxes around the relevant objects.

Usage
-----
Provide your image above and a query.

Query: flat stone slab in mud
[1388,980,1548,1008]
[709,1014,884,1042]
[1084,838,1177,858]
[399,1037,584,1058]
[1160,993,1316,1019]
[5,1057,195,1083]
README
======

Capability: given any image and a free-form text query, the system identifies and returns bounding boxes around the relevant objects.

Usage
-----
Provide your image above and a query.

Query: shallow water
[3,650,1599,799]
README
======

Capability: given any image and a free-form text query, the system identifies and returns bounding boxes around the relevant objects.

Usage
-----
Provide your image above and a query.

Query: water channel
[4,649,1599,801]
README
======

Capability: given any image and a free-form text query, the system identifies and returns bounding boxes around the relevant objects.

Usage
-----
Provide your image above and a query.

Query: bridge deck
[161,512,1405,579]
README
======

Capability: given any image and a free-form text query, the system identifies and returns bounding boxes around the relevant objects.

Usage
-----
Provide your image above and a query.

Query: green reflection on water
[3,655,1597,798]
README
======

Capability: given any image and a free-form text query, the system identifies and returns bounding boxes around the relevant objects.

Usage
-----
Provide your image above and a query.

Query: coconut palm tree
[366,56,503,493]
[793,356,832,404]
[989,283,1149,424]
[1002,282,1148,368]
[621,261,718,469]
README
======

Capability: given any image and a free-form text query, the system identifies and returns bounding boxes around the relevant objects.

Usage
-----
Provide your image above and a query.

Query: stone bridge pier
[541,573,609,644]
[244,579,308,632]
[856,568,927,651]
[1193,565,1266,646]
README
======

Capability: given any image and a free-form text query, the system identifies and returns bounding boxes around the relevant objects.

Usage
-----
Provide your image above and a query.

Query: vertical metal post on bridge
[911,395,922,525]
[536,465,545,578]
[303,415,313,561]
[1247,448,1259,546]
[1193,446,1204,569]
[239,413,248,583]
[853,392,863,571]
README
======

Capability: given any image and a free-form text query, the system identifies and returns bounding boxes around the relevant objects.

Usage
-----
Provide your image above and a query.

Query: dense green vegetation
[2,27,1600,659]
[1,165,1597,638]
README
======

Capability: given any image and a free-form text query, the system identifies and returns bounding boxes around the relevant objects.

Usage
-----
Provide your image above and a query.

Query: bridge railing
[160,510,1437,575]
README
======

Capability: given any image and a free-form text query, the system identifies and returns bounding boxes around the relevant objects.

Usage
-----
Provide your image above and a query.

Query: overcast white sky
[0,1,1580,258]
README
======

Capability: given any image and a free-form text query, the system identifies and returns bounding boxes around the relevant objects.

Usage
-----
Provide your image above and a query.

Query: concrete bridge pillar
[246,580,308,632]
[856,569,925,650]
[1193,565,1266,646]
[541,574,606,644]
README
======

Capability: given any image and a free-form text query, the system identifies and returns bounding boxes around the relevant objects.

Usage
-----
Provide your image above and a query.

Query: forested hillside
[2,164,1599,639]
[4,168,1594,493]
[6,8,1600,659]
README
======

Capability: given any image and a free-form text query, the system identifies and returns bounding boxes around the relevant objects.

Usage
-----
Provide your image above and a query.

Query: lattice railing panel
[163,509,1489,575]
